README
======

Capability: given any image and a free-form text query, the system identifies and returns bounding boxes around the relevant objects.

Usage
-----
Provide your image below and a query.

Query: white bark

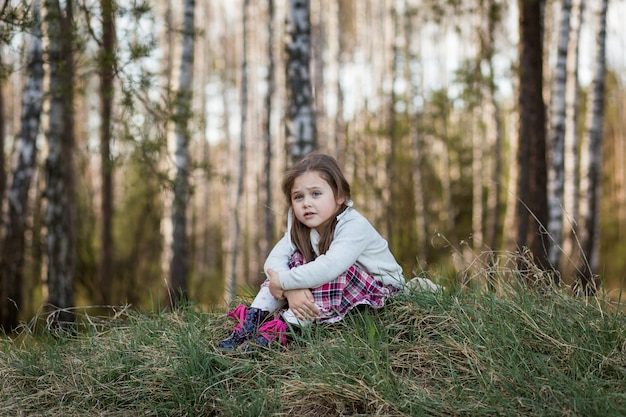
[169,0,195,302]
[562,0,584,271]
[547,0,572,270]
[1,0,44,328]
[286,0,316,162]
[579,0,608,290]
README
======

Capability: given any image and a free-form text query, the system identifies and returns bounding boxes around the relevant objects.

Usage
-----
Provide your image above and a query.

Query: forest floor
[1,276,625,416]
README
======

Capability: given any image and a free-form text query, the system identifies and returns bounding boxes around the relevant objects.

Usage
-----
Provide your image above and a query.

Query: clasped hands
[267,269,320,320]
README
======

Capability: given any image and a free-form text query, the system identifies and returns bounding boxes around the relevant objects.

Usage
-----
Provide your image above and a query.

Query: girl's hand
[267,269,285,300]
[284,289,320,320]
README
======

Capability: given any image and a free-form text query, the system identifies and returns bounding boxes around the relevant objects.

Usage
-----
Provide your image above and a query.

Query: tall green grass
[1,281,624,416]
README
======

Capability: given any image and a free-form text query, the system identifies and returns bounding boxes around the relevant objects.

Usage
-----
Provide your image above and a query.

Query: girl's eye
[293,195,303,201]
[312,191,321,197]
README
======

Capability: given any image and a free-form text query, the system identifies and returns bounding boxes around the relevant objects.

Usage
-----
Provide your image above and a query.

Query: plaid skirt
[263,251,401,324]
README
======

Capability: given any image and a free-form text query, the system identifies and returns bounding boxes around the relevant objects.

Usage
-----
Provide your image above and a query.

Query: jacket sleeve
[278,216,370,290]
[263,232,295,277]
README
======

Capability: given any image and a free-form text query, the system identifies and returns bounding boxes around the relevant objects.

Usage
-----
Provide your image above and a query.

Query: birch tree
[311,0,326,148]
[546,0,572,274]
[169,0,195,305]
[561,0,584,274]
[44,0,76,326]
[578,0,608,294]
[0,0,43,330]
[286,0,316,163]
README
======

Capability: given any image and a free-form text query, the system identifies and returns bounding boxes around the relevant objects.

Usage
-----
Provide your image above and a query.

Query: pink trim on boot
[227,304,248,331]
[257,317,288,346]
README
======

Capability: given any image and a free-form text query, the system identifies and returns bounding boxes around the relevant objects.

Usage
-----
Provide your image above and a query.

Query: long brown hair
[282,153,351,262]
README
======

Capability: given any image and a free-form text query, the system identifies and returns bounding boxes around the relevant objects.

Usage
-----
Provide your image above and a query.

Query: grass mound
[1,283,625,416]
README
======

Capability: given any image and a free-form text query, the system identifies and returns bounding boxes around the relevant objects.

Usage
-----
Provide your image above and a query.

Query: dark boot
[251,316,300,348]
[218,305,269,350]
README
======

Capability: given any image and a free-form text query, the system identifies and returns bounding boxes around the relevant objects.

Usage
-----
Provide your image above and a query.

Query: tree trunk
[286,0,316,163]
[311,0,326,148]
[159,0,174,296]
[546,0,572,274]
[169,0,195,306]
[227,0,250,303]
[404,1,428,264]
[333,0,346,165]
[561,0,584,278]
[97,0,115,306]
[263,0,276,259]
[386,0,400,249]
[191,1,215,300]
[503,110,520,250]
[481,0,504,256]
[472,110,484,251]
[516,0,550,276]
[0,56,5,235]
[44,0,76,328]
[578,0,608,295]
[0,0,44,331]
[440,101,457,244]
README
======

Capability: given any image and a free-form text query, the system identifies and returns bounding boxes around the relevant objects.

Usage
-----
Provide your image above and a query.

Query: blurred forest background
[0,0,625,331]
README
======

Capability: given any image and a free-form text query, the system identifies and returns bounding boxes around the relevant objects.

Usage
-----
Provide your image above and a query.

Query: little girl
[219,153,405,350]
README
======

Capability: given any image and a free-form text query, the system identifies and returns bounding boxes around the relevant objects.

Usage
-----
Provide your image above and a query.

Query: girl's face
[290,170,345,233]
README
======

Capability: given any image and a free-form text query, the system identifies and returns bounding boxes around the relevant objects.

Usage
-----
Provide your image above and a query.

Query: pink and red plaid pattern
[264,250,400,324]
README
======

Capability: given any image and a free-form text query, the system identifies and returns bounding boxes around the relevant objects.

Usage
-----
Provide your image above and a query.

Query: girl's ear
[336,194,346,206]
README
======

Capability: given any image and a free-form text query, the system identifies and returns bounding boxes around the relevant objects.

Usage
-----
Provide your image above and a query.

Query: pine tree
[515,0,550,275]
